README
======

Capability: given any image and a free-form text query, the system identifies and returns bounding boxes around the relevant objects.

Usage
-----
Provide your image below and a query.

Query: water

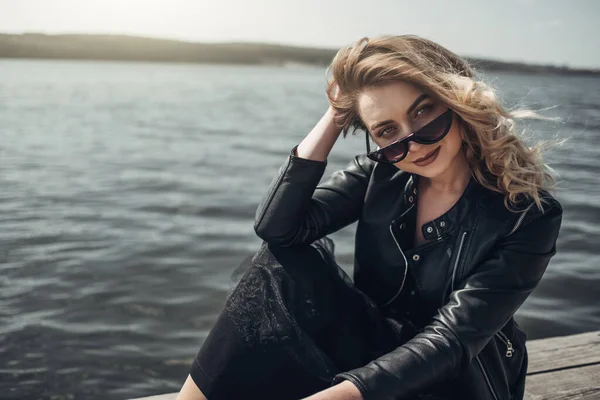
[1,59,598,400]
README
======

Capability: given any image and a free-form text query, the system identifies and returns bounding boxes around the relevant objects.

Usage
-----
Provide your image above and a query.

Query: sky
[1,0,599,69]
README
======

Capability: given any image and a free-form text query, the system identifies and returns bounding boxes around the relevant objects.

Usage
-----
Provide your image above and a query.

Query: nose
[407,140,424,154]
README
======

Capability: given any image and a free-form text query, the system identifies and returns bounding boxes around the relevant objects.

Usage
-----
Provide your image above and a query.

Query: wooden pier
[524,330,599,399]
[131,330,600,400]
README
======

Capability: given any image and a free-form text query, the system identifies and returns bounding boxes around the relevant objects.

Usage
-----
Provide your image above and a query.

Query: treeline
[1,33,598,76]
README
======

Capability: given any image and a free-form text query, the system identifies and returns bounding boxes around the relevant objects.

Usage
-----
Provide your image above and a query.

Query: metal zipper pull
[505,339,514,358]
[495,331,514,358]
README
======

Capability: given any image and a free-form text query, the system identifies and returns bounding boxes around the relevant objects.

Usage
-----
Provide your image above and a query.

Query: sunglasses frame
[366,108,454,164]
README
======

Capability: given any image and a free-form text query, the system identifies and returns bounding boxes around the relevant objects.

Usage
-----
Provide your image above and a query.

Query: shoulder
[353,153,377,176]
[476,185,563,238]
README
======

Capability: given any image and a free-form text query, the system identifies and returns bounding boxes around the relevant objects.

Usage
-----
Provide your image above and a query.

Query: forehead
[357,81,424,127]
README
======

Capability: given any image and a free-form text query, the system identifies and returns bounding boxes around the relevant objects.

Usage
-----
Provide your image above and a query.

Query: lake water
[1,59,599,400]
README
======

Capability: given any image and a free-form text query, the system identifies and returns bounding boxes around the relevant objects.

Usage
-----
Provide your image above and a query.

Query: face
[357,81,465,179]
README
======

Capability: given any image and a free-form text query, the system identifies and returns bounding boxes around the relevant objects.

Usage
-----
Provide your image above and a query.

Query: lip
[413,146,441,166]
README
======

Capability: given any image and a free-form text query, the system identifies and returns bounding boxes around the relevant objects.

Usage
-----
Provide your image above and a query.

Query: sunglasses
[366,108,454,163]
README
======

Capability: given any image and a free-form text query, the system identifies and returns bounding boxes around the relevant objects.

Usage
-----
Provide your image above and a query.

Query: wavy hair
[326,35,562,213]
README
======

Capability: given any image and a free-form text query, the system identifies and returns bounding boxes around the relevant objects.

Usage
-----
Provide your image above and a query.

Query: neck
[420,149,472,195]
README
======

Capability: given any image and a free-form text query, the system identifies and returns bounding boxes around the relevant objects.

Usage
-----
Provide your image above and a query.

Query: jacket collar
[403,173,483,241]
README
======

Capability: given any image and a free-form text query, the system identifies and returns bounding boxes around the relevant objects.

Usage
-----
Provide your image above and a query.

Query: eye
[377,126,397,138]
[415,105,432,118]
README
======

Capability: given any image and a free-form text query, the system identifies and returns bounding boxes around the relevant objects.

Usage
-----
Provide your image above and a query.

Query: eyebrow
[369,94,430,132]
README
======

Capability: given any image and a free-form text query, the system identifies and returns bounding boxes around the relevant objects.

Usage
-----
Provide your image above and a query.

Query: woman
[176,35,563,400]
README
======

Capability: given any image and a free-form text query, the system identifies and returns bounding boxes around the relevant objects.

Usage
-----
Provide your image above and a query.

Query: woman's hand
[327,83,341,117]
[301,380,363,400]
[295,100,343,162]
[294,82,344,162]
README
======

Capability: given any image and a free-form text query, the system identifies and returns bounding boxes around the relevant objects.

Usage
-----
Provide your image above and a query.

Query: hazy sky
[1,0,599,68]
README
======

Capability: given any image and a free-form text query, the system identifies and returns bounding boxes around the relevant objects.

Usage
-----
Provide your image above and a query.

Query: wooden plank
[527,330,600,374]
[128,331,600,400]
[524,363,600,400]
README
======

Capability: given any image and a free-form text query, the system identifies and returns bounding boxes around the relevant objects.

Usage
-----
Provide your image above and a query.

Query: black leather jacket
[254,146,563,400]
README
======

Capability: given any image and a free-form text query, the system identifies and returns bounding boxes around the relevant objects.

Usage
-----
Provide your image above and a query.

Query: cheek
[434,114,464,160]
[443,123,464,155]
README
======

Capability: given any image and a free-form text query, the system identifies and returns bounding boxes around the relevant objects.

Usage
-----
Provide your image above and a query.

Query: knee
[242,240,324,276]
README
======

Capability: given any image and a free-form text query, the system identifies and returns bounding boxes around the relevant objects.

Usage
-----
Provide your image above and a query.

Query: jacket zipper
[495,330,514,358]
[476,355,500,400]
[451,231,501,400]
[382,223,409,307]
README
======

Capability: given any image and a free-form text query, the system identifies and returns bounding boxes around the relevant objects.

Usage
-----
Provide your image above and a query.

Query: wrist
[301,380,363,400]
[337,380,363,399]
[325,105,340,124]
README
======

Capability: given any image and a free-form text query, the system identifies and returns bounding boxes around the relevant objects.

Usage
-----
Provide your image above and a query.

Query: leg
[175,375,206,400]
[181,239,402,400]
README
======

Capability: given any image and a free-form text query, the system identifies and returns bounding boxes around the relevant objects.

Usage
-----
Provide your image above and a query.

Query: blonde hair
[326,35,562,213]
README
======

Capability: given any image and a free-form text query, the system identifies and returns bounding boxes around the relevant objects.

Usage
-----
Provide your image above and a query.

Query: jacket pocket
[475,355,500,400]
[495,330,515,359]
[475,324,527,400]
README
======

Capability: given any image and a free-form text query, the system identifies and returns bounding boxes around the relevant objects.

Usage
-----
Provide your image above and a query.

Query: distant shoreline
[1,33,599,76]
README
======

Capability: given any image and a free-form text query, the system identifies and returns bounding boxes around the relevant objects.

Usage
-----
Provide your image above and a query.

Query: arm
[332,198,563,400]
[301,380,363,400]
[254,108,374,247]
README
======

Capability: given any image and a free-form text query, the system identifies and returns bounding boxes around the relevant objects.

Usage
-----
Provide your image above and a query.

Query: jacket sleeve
[254,146,374,247]
[332,197,563,400]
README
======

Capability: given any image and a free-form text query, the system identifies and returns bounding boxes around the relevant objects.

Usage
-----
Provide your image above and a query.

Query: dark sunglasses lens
[380,141,407,162]
[416,112,450,142]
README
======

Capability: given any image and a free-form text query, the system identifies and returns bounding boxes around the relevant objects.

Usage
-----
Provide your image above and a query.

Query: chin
[414,162,449,179]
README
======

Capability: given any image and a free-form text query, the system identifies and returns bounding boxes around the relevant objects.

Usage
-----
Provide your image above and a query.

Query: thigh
[227,238,402,372]
[193,238,406,400]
